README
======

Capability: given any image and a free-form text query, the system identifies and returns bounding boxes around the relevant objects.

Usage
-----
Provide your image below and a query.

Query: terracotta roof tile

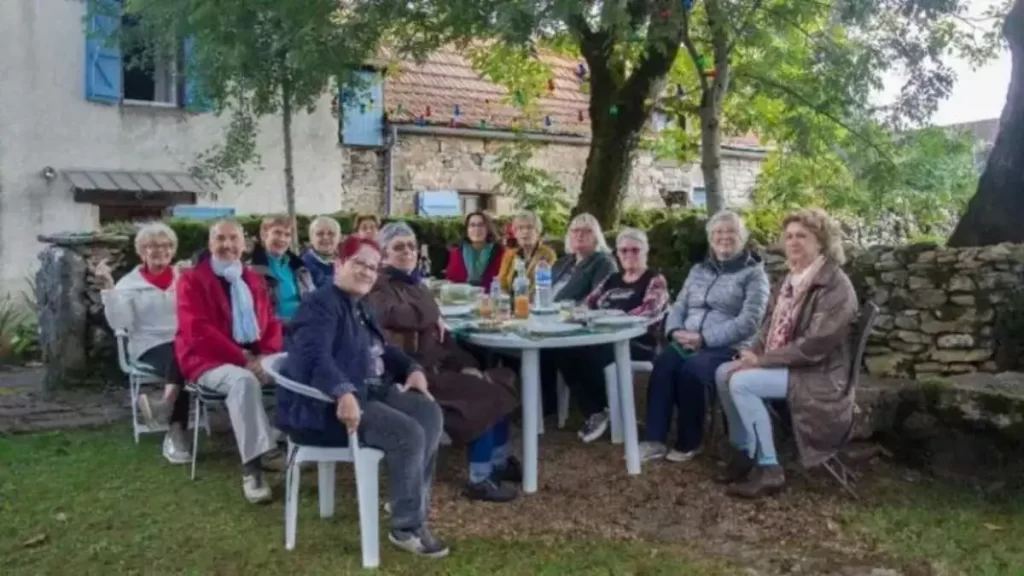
[382,47,763,148]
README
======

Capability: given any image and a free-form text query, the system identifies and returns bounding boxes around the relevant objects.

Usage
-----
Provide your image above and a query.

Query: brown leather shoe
[714,448,755,484]
[726,464,786,499]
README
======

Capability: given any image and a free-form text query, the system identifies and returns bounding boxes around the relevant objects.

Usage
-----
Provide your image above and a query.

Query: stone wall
[340,132,765,215]
[35,233,130,391]
[765,243,1024,379]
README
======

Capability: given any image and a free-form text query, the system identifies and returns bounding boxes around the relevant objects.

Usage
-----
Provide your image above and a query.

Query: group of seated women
[103,204,859,559]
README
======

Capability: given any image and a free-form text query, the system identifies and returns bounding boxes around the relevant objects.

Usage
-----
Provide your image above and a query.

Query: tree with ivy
[88,0,386,218]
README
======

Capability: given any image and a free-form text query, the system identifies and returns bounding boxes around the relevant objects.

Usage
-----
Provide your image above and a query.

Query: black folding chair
[767,302,879,499]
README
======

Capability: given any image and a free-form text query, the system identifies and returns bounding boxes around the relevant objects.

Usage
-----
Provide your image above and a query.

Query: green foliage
[494,140,572,235]
[754,127,978,240]
[0,292,39,365]
[652,0,1007,212]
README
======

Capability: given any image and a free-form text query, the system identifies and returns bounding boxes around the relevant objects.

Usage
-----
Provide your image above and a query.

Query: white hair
[377,221,416,251]
[134,222,178,253]
[513,210,543,235]
[706,210,749,244]
[564,213,610,255]
[616,227,649,253]
[308,215,341,237]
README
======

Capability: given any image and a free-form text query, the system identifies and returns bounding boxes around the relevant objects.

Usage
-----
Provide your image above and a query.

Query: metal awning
[64,169,203,206]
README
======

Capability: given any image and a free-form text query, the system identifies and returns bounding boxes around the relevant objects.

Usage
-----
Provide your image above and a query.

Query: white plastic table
[446,318,647,494]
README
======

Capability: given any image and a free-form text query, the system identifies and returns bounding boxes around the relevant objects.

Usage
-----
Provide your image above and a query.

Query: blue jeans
[643,346,736,451]
[715,361,789,466]
[467,418,510,483]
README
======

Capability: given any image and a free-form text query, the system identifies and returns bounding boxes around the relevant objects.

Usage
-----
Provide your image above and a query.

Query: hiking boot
[726,465,786,499]
[491,455,523,484]
[138,394,171,427]
[578,409,610,443]
[666,447,701,463]
[464,478,518,503]
[242,473,273,504]
[162,425,191,465]
[715,448,755,484]
[388,526,450,558]
[638,442,668,462]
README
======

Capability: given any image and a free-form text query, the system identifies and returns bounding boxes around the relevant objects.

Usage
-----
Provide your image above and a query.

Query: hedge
[105,209,775,292]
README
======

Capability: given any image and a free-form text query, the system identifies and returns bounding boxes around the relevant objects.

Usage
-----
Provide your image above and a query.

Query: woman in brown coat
[367,222,522,503]
[714,208,858,499]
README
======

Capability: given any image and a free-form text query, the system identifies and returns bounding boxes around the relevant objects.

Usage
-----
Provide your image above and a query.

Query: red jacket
[174,257,284,382]
[445,244,504,288]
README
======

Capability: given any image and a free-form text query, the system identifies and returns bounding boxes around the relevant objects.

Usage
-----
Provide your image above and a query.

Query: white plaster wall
[0,0,343,290]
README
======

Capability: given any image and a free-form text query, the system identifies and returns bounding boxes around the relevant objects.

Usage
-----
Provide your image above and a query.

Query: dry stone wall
[765,243,1024,378]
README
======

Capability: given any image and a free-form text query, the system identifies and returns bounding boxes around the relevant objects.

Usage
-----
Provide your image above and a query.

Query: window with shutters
[84,1,209,111]
[121,14,181,106]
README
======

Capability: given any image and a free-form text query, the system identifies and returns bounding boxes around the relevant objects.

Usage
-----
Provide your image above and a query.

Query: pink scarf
[765,256,825,351]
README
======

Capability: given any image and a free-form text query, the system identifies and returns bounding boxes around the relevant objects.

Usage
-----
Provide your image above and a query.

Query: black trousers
[551,341,654,418]
[138,343,190,426]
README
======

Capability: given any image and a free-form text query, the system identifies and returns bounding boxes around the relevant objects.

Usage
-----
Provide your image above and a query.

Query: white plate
[591,315,646,327]
[439,304,473,317]
[589,308,626,318]
[528,322,581,335]
[530,306,559,314]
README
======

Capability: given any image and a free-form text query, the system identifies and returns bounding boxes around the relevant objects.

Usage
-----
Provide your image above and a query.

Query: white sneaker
[242,474,273,504]
[666,448,701,463]
[638,442,668,462]
[162,427,191,465]
[578,410,610,443]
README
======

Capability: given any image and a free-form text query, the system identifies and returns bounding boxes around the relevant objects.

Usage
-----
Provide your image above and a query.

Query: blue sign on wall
[172,206,236,221]
[417,190,461,217]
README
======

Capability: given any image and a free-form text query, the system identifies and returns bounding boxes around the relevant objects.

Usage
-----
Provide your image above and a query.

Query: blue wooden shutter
[340,70,384,147]
[183,37,212,112]
[84,0,122,104]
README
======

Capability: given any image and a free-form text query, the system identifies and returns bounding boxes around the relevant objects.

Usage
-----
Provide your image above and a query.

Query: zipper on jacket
[696,269,722,335]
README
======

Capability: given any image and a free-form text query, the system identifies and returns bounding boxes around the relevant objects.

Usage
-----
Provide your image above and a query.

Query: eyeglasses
[145,242,174,251]
[617,247,642,255]
[570,228,592,236]
[349,258,380,274]
[389,241,417,253]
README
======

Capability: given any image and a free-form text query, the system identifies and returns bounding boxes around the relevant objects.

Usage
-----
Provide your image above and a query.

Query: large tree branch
[737,70,895,165]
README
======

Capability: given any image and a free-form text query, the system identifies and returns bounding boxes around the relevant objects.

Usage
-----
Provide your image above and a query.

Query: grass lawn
[1,425,1022,575]
[0,427,728,575]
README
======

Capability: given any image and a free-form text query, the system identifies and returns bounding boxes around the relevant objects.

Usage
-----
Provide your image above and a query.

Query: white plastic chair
[261,353,384,569]
[115,329,210,442]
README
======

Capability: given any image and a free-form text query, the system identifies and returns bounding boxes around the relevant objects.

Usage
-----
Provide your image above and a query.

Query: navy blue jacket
[277,284,419,432]
[300,248,335,289]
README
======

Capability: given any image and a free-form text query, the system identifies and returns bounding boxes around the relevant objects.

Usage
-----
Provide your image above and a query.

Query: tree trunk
[700,105,724,214]
[575,102,646,228]
[948,0,1024,246]
[281,79,296,219]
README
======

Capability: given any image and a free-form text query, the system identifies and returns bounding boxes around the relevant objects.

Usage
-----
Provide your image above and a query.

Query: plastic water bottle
[534,258,552,309]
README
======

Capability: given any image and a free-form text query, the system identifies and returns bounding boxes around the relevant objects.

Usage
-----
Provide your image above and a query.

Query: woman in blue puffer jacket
[639,210,770,464]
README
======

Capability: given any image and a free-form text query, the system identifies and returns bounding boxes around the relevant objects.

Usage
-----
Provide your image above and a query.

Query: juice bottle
[512,259,530,319]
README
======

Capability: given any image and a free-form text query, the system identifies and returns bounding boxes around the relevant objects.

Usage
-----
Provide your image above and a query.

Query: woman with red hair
[279,236,449,558]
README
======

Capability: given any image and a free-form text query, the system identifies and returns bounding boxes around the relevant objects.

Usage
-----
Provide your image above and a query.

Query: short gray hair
[513,210,543,235]
[564,213,611,255]
[377,221,416,251]
[134,222,178,253]
[616,227,649,253]
[706,210,749,244]
[308,215,341,237]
